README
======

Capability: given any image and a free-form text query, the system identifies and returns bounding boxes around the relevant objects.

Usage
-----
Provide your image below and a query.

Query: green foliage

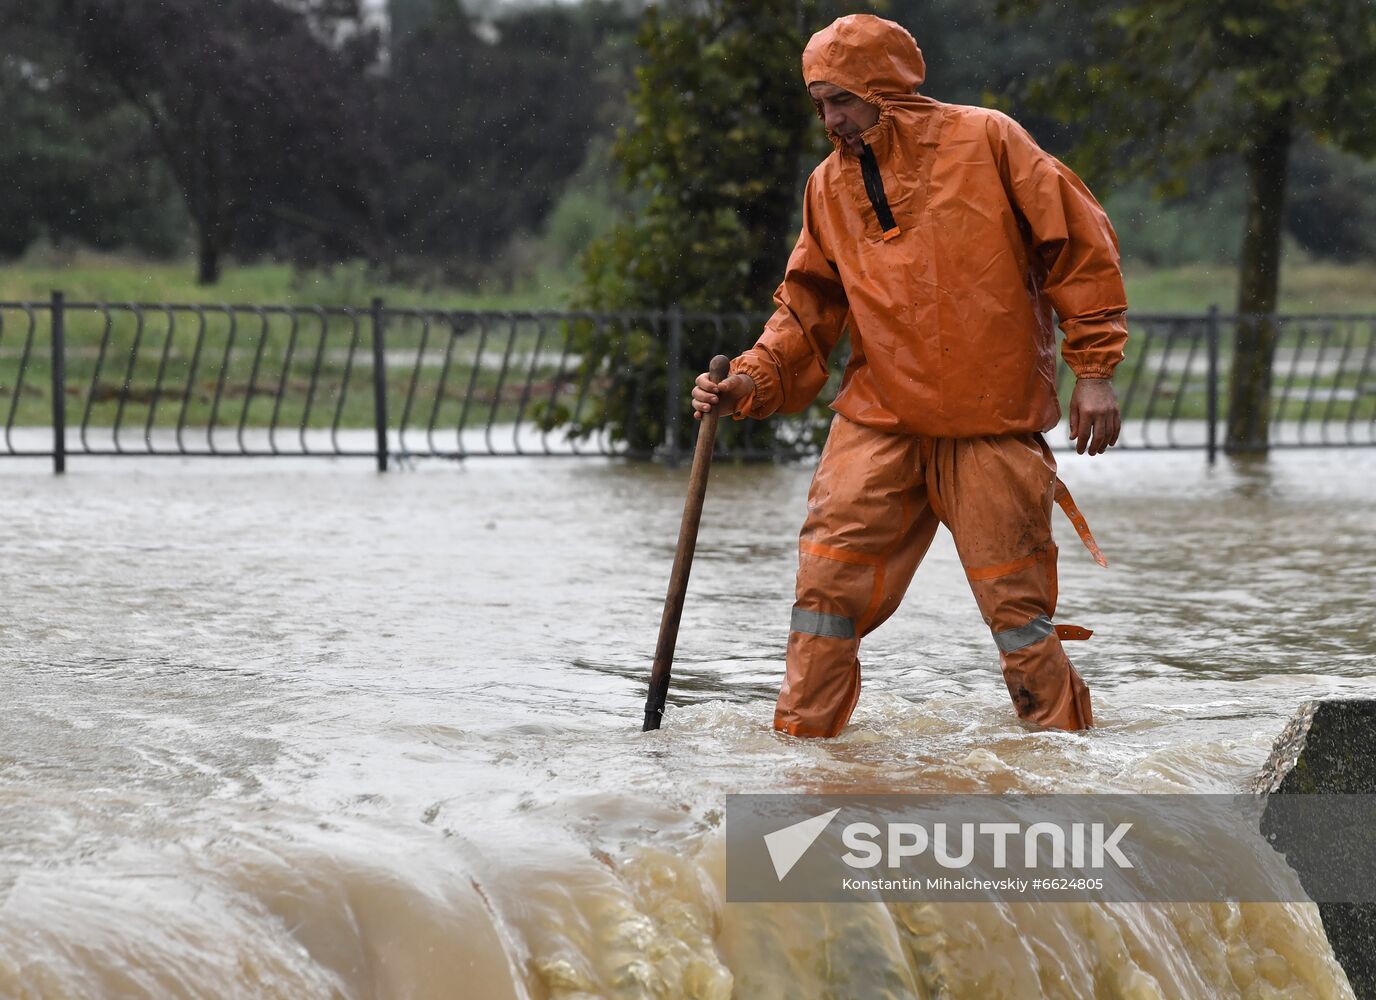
[10,0,1374,314]
[542,188,618,275]
[0,0,636,288]
[1101,137,1376,267]
[379,2,636,287]
[577,0,821,311]
[1102,181,1244,267]
[571,0,822,455]
[4,0,388,285]
[0,15,186,259]
[1286,139,1376,261]
[996,0,1376,199]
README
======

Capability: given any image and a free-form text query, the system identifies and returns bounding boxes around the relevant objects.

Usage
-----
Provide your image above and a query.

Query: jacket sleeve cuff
[1060,314,1127,381]
[728,355,780,420]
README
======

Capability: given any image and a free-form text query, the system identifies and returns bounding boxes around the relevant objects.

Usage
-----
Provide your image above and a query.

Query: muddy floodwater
[0,447,1371,998]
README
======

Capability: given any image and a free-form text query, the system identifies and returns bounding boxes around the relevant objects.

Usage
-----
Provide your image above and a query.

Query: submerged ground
[0,448,1369,997]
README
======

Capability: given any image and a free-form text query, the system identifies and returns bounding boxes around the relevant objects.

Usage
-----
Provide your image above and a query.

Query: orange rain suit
[728,15,1129,737]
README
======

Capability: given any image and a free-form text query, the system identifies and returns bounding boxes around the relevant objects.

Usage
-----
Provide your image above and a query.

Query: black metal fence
[0,293,1372,472]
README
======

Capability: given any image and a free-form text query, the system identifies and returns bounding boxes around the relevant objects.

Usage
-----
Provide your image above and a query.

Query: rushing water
[0,447,1371,999]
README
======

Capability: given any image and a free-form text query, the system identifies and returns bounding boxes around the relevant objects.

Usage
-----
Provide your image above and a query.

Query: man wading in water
[692,14,1127,738]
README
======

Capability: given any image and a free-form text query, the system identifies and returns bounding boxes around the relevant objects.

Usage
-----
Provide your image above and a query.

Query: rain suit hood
[803,14,926,101]
[803,16,926,159]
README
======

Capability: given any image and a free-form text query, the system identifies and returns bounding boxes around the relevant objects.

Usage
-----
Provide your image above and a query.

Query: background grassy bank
[5,254,1376,315]
[0,256,576,313]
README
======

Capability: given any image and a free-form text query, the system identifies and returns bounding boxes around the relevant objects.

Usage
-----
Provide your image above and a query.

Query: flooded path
[0,448,1370,997]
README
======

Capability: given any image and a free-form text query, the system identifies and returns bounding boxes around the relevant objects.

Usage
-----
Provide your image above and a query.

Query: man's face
[808,81,880,155]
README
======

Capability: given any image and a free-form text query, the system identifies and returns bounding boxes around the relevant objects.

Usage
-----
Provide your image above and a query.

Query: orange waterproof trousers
[775,416,1094,737]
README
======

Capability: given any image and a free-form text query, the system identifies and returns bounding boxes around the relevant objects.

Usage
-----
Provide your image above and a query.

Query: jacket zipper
[859,143,902,242]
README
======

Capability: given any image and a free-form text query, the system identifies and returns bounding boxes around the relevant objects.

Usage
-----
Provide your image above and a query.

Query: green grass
[0,252,575,311]
[5,252,1375,315]
[1124,262,1376,315]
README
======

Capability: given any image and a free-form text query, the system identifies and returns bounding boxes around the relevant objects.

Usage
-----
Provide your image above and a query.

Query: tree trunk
[194,135,223,287]
[1225,107,1293,453]
[197,227,221,286]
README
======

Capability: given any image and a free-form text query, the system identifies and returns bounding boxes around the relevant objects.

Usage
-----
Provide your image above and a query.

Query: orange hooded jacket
[730,15,1129,438]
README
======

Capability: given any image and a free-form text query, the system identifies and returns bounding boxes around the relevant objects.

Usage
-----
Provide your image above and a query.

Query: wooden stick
[643,354,731,731]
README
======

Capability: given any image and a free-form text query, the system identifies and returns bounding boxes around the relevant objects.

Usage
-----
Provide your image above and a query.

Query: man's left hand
[1068,378,1121,456]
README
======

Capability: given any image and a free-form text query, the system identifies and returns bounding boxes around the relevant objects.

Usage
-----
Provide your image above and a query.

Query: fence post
[370,296,389,472]
[1206,304,1220,466]
[663,305,683,468]
[50,290,66,475]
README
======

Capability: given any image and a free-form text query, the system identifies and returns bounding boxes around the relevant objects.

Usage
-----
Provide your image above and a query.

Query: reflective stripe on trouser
[775,416,1092,738]
[994,614,1054,653]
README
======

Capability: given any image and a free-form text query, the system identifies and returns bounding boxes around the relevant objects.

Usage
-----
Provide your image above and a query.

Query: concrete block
[1258,699,1376,999]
